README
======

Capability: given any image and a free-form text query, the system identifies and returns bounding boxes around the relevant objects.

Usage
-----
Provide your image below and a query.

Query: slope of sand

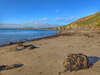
[0,30,100,75]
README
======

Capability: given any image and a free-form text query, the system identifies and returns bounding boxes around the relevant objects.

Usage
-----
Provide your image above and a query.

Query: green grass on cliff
[74,13,100,26]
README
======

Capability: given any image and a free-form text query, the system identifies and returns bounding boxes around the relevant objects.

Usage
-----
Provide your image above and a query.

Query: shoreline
[0,31,62,47]
[0,29,99,47]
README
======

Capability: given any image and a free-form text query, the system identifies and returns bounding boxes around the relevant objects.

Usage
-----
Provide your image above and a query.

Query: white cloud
[69,17,78,21]
[56,17,78,23]
[56,17,67,22]
[0,21,60,28]
[30,21,59,28]
[40,17,48,21]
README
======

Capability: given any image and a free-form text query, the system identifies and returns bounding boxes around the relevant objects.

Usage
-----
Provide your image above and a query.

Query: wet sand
[0,30,100,75]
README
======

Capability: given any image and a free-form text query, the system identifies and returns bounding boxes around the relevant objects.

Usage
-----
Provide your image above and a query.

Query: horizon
[0,0,100,28]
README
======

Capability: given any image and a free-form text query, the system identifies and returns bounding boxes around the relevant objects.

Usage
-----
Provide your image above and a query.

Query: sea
[0,29,59,45]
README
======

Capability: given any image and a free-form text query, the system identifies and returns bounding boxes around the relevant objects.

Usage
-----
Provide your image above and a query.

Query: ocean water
[0,29,59,45]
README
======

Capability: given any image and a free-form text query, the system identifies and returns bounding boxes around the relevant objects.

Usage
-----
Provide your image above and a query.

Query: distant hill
[51,12,100,30]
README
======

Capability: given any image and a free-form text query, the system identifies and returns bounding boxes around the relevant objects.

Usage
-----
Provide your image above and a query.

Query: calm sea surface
[0,29,59,45]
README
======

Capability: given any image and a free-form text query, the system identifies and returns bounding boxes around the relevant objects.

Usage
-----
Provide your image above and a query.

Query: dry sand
[0,30,100,75]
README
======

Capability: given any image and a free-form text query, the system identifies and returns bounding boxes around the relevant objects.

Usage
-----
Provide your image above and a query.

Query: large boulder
[63,53,88,72]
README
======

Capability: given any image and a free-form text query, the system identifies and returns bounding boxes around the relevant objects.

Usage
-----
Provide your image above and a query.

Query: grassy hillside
[53,12,100,30]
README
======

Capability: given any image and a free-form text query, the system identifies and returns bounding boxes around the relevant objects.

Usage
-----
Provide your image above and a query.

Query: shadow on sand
[16,45,39,51]
[88,56,100,67]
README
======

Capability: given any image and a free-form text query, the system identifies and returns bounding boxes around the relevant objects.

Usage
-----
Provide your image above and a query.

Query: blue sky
[0,0,100,28]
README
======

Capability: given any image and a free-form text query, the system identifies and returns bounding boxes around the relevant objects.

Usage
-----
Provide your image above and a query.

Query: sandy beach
[0,30,100,75]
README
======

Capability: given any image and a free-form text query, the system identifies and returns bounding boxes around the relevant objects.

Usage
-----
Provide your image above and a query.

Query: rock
[16,42,37,51]
[23,42,32,46]
[16,46,25,51]
[27,45,38,49]
[63,53,88,72]
[0,64,24,71]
